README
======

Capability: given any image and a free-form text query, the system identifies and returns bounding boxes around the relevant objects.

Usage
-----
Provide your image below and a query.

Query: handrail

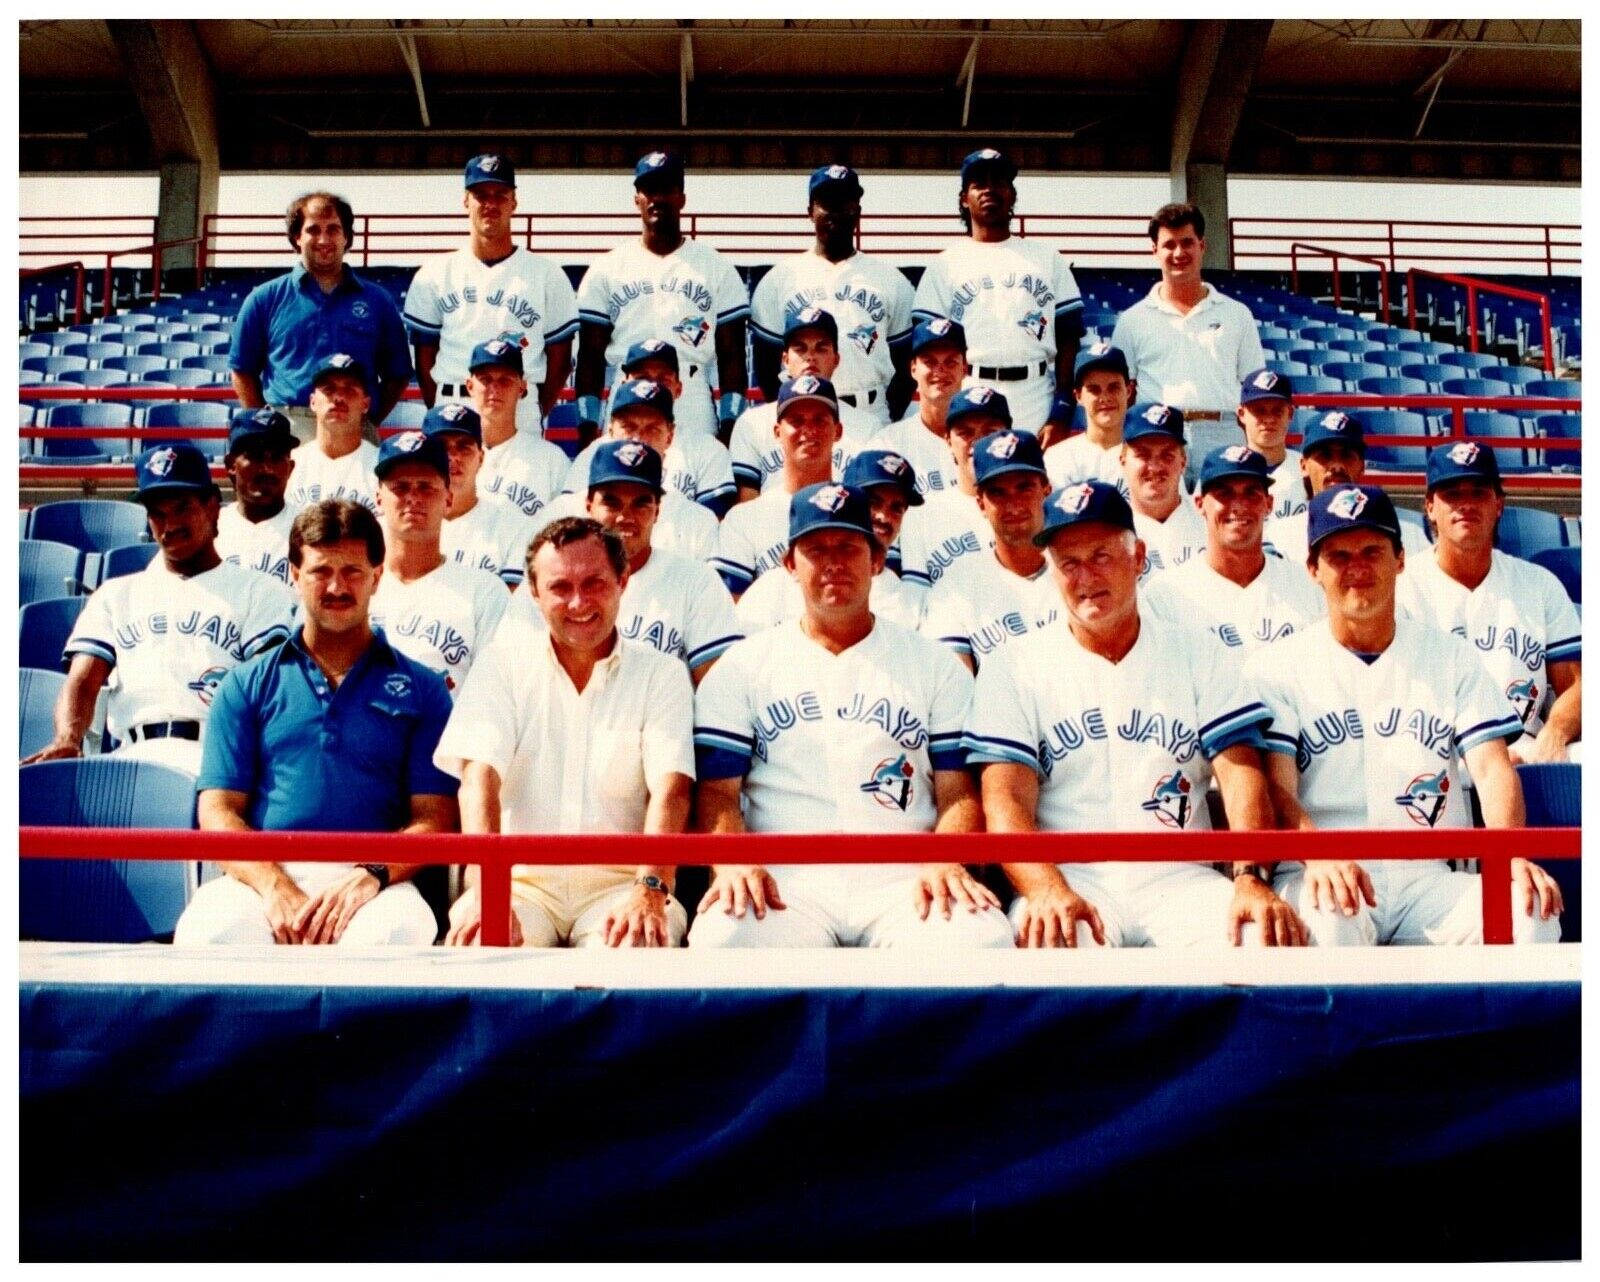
[1406,268,1557,374]
[1289,242,1391,323]
[98,235,209,318]
[1232,217,1580,276]
[20,260,88,326]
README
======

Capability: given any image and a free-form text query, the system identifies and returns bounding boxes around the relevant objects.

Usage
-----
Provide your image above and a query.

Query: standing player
[404,154,578,432]
[283,354,380,515]
[215,407,298,584]
[749,165,916,425]
[965,481,1302,949]
[867,318,971,498]
[369,430,509,695]
[690,482,1011,950]
[575,150,749,442]
[1245,484,1563,945]
[1043,341,1136,493]
[421,403,535,588]
[1120,403,1208,580]
[912,148,1085,434]
[468,338,572,524]
[22,443,294,775]
[1396,443,1581,764]
[1235,368,1305,520]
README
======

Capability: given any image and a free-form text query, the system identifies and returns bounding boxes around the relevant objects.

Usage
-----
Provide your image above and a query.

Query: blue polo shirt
[229,264,414,407]
[197,626,457,832]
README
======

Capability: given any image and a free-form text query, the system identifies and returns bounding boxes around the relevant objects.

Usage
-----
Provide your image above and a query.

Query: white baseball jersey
[564,432,736,511]
[1045,435,1125,494]
[1396,549,1581,739]
[1133,500,1209,580]
[921,552,1060,667]
[867,413,962,497]
[534,490,720,566]
[1110,284,1265,413]
[442,498,536,587]
[728,401,873,493]
[897,489,991,589]
[64,557,294,738]
[370,558,510,696]
[1244,615,1522,834]
[912,237,1083,367]
[1264,508,1431,566]
[284,439,379,515]
[694,617,973,836]
[712,486,795,596]
[480,429,572,522]
[216,504,296,584]
[736,566,925,634]
[749,248,916,395]
[1266,449,1307,521]
[1142,549,1326,651]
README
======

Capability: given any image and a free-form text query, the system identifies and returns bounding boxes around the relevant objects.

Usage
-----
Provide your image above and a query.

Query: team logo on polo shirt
[614,442,649,468]
[643,152,668,169]
[1143,404,1173,427]
[1252,371,1280,390]
[1327,488,1368,521]
[384,673,412,698]
[394,431,426,453]
[1057,483,1095,516]
[860,754,915,811]
[990,433,1020,459]
[1448,441,1481,465]
[187,665,228,706]
[1395,769,1450,828]
[351,301,370,320]
[1507,677,1540,725]
[147,447,178,477]
[826,164,850,180]
[1141,772,1192,829]
[810,484,849,514]
[1222,445,1255,464]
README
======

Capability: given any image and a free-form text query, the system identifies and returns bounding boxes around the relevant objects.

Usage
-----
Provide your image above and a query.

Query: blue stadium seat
[1362,412,1433,471]
[1287,348,1333,369]
[1524,379,1582,400]
[19,668,67,759]
[180,312,223,327]
[1514,762,1580,942]
[181,353,234,374]
[1529,547,1581,604]
[28,499,150,555]
[34,437,112,466]
[19,758,198,943]
[1531,413,1580,474]
[1266,359,1310,378]
[1395,339,1454,358]
[1294,375,1346,396]
[1366,326,1413,345]
[1440,377,1514,400]
[1261,336,1299,356]
[18,595,87,671]
[191,333,231,353]
[23,354,89,378]
[42,403,135,460]
[19,341,52,364]
[57,368,132,389]
[144,400,231,431]
[382,401,429,429]
[39,331,88,350]
[70,322,124,340]
[19,402,34,427]
[1438,350,1504,372]
[103,353,173,378]
[1356,376,1431,401]
[116,312,161,329]
[1461,411,1532,471]
[20,539,86,604]
[150,341,202,363]
[1491,365,1546,388]
[99,541,161,582]
[119,331,163,352]
[154,367,228,388]
[1323,361,1389,387]
[1495,505,1568,559]
[1397,363,1453,390]
[1364,350,1415,371]
[1328,339,1384,356]
[1299,325,1357,344]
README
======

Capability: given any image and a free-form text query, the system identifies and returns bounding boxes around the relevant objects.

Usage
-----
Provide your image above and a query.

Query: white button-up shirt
[1111,283,1264,413]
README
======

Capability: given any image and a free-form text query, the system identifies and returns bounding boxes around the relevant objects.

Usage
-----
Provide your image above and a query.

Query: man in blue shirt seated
[173,500,459,946]
[228,191,414,439]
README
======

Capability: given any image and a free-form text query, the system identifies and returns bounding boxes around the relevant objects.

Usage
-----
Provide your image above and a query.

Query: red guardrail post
[1331,254,1342,311]
[480,859,512,947]
[1541,297,1555,374]
[1465,284,1478,353]
[1387,222,1397,275]
[101,253,115,319]
[1290,244,1299,296]
[1481,856,1513,945]
[1543,225,1553,277]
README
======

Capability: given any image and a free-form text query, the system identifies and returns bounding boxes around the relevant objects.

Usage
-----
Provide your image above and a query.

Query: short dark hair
[1148,202,1204,242]
[288,499,384,568]
[525,516,627,590]
[287,192,356,248]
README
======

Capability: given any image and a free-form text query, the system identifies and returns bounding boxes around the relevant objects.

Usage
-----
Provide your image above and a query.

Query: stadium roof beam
[393,20,431,129]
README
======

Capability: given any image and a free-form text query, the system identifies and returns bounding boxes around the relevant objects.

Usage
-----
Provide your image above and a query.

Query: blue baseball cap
[423,402,483,444]
[1240,367,1294,405]
[946,385,1011,428]
[809,164,863,202]
[960,147,1018,187]
[844,449,924,506]
[910,317,967,357]
[776,373,840,419]
[973,431,1048,488]
[589,439,665,496]
[1426,439,1503,492]
[1073,341,1130,387]
[788,482,877,548]
[634,149,685,189]
[464,153,515,189]
[620,339,679,374]
[1034,480,1136,547]
[1122,402,1186,444]
[226,407,295,455]
[375,429,450,481]
[1307,484,1402,553]
[133,442,217,504]
[1300,410,1366,458]
[311,352,367,388]
[783,306,839,347]
[1198,444,1272,493]
[468,338,525,375]
[612,377,675,421]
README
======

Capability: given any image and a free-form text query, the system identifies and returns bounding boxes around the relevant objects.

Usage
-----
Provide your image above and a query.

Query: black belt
[838,389,882,408]
[438,383,466,397]
[126,720,201,743]
[974,361,1048,381]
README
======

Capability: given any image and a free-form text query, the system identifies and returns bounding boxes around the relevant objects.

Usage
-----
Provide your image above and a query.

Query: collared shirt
[197,626,458,834]
[216,504,297,584]
[1110,283,1265,413]
[229,264,414,407]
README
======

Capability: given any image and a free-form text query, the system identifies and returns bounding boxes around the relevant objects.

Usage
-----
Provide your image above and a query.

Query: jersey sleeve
[728,411,767,491]
[227,286,268,377]
[1242,643,1301,760]
[694,441,737,511]
[1193,631,1272,757]
[680,504,721,565]
[405,666,462,798]
[925,639,976,771]
[241,577,296,658]
[911,260,952,326]
[1053,256,1084,317]
[560,442,597,497]
[195,663,261,795]
[692,641,756,780]
[542,266,580,347]
[432,631,520,779]
[1538,567,1582,665]
[400,259,444,345]
[575,260,614,329]
[1450,635,1525,752]
[684,563,744,670]
[642,653,697,787]
[713,254,751,326]
[63,580,119,668]
[960,646,1039,772]
[711,510,761,596]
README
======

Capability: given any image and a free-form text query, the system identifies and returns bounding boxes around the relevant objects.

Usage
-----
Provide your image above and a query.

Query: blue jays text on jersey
[1214,617,1301,649]
[289,483,377,514]
[750,690,928,761]
[969,606,1060,658]
[1035,707,1200,778]
[482,474,549,519]
[619,613,685,660]
[1457,623,1546,673]
[114,609,247,659]
[602,276,714,325]
[438,286,542,333]
[945,272,1056,324]
[383,613,472,667]
[1295,705,1456,770]
[780,282,892,328]
[224,551,290,584]
[908,529,984,588]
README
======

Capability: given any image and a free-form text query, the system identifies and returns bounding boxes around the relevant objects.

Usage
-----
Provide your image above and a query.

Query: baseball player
[1235,368,1305,520]
[749,164,916,425]
[691,482,1012,950]
[404,154,578,433]
[866,318,971,498]
[1263,412,1431,565]
[965,481,1304,948]
[736,449,928,633]
[1142,445,1325,651]
[283,354,380,515]
[912,148,1085,434]
[1120,403,1208,580]
[23,443,294,775]
[1396,442,1581,764]
[369,430,509,696]
[565,339,736,515]
[574,150,749,442]
[1245,483,1563,945]
[729,307,876,500]
[1043,341,1136,494]
[215,407,298,584]
[466,339,571,524]
[921,430,1060,672]
[713,374,844,598]
[418,403,536,587]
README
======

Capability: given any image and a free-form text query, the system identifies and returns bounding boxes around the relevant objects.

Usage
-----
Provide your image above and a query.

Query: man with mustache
[215,407,299,584]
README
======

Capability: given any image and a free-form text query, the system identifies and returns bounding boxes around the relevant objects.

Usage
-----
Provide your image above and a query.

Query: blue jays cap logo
[792,375,823,395]
[796,307,826,326]
[484,339,511,357]
[1327,487,1368,521]
[327,353,355,369]
[1141,771,1192,829]
[1057,483,1095,516]
[250,408,279,428]
[632,379,660,399]
[1143,404,1172,427]
[479,155,501,173]
[643,151,668,169]
[989,432,1020,460]
[1506,677,1540,725]
[1252,370,1280,390]
[968,387,993,405]
[493,331,529,350]
[643,339,669,353]
[928,319,952,337]
[394,431,426,453]
[615,441,649,468]
[383,674,412,698]
[810,484,849,514]
[440,404,470,423]
[1395,769,1450,828]
[860,754,916,812]
[1222,445,1255,464]
[826,164,850,180]
[146,447,178,477]
[1088,340,1113,357]
[1321,411,1352,432]
[1448,441,1481,465]
[976,148,1001,160]
[877,454,908,477]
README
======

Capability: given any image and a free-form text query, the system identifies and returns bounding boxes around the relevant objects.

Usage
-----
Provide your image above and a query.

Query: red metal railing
[19,215,159,260]
[1406,269,1557,374]
[1233,217,1580,276]
[20,260,88,326]
[1289,242,1392,322]
[96,235,209,317]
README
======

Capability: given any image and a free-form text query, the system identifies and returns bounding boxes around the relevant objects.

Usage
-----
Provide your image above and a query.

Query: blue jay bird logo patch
[861,755,916,811]
[1395,769,1450,828]
[1506,677,1540,725]
[1018,310,1047,340]
[848,323,878,355]
[187,666,228,706]
[673,315,710,347]
[1141,772,1192,829]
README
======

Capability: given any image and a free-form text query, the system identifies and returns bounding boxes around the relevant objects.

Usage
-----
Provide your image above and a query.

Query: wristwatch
[359,863,392,891]
[634,874,671,896]
[1232,863,1270,885]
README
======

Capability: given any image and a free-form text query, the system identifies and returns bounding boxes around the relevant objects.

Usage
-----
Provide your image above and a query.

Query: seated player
[1043,341,1136,493]
[867,317,972,498]
[215,407,297,583]
[423,403,534,587]
[469,338,571,524]
[1235,368,1305,521]
[284,354,380,514]
[1120,403,1207,580]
